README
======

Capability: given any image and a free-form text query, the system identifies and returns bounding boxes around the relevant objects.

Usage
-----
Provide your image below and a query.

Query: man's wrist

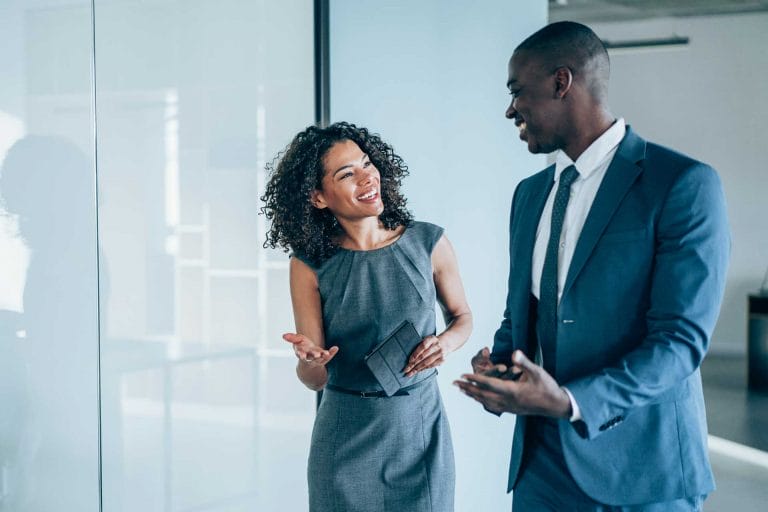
[555,387,573,419]
[561,386,582,421]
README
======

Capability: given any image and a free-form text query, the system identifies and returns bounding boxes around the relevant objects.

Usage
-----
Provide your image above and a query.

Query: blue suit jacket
[492,127,730,505]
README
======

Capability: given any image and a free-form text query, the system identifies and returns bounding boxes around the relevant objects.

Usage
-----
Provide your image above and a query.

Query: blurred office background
[0,0,766,510]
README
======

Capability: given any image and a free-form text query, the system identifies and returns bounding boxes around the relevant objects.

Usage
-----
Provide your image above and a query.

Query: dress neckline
[337,223,410,254]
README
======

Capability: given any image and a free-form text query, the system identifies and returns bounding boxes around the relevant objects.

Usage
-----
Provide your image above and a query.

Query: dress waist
[325,371,436,398]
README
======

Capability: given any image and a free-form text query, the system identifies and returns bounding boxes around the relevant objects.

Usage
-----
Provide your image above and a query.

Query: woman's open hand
[283,333,339,367]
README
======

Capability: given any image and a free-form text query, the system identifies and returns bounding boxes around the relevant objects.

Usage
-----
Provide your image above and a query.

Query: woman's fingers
[404,343,444,376]
[409,345,439,368]
[407,336,437,366]
[406,352,444,376]
[298,347,324,360]
[284,333,324,361]
[405,343,433,372]
[314,346,339,365]
[299,345,339,366]
[408,336,440,365]
[282,332,309,344]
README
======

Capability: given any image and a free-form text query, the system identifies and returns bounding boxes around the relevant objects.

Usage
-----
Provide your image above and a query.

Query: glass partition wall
[0,1,99,509]
[0,1,316,510]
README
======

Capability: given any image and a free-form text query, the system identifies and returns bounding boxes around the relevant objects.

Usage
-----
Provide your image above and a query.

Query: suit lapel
[511,165,554,350]
[562,128,646,298]
[510,165,555,346]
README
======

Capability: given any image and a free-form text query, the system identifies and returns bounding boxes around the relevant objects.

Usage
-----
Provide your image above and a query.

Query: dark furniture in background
[748,294,768,392]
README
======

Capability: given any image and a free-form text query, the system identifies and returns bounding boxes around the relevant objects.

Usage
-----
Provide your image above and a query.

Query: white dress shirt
[531,118,626,421]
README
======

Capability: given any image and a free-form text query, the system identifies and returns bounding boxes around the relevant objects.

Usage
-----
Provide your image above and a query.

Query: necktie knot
[560,165,579,188]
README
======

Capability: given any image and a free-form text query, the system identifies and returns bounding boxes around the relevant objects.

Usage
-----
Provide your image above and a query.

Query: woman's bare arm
[285,256,338,390]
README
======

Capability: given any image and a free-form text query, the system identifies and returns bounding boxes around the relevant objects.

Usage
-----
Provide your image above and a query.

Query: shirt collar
[554,118,626,182]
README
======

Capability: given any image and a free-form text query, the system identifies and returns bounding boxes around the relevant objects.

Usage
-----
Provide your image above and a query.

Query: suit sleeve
[491,182,524,365]
[565,163,730,440]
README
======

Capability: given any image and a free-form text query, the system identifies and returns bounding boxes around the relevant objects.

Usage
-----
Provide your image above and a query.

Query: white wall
[589,13,768,354]
[330,1,547,509]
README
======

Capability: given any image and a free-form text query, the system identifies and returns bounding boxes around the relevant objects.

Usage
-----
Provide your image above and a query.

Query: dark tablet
[364,320,423,397]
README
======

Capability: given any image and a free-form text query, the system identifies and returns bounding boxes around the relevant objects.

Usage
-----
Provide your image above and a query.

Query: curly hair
[260,122,413,266]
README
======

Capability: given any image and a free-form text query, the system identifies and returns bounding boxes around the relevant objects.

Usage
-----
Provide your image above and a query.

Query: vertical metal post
[90,1,105,510]
[314,0,330,128]
[314,0,330,409]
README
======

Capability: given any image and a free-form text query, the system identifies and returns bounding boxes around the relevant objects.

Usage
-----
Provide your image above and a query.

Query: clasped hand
[454,347,572,419]
[403,336,447,377]
[283,333,339,366]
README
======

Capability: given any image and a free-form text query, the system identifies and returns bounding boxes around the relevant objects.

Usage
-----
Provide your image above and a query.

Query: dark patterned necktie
[538,164,579,376]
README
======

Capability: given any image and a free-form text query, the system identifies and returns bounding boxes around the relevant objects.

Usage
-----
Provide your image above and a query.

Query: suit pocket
[599,227,648,244]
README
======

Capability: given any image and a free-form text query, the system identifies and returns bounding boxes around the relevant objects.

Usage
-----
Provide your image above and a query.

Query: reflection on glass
[95,1,315,509]
[0,135,99,511]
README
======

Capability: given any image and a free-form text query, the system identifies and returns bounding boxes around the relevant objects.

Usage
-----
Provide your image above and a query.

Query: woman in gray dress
[261,122,472,512]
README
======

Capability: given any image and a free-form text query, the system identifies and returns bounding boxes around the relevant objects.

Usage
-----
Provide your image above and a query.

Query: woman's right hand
[283,333,339,367]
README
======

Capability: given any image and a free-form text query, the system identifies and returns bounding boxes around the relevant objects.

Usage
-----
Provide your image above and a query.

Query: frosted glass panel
[94,0,315,510]
[0,1,100,510]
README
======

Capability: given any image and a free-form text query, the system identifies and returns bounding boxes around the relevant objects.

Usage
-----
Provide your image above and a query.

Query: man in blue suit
[455,21,730,511]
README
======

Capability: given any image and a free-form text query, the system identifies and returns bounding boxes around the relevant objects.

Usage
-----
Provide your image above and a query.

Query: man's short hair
[516,21,610,99]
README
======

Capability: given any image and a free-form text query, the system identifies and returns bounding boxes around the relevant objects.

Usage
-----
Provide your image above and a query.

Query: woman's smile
[356,187,379,203]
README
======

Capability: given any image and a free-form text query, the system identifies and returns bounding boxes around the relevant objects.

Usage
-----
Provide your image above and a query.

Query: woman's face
[312,139,384,221]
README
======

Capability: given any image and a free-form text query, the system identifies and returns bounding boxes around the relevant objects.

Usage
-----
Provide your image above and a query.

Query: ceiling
[549,0,768,22]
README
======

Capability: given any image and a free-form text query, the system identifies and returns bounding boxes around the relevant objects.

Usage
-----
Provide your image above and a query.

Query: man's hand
[455,350,572,418]
[471,346,521,379]
[471,347,494,374]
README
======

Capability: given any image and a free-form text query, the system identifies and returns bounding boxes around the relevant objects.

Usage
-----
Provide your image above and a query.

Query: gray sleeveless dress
[303,221,455,512]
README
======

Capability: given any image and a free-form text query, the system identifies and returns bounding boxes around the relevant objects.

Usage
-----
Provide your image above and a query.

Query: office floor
[702,354,768,451]
[701,354,768,511]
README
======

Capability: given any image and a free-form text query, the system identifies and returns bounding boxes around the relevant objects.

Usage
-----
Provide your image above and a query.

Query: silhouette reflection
[0,136,99,511]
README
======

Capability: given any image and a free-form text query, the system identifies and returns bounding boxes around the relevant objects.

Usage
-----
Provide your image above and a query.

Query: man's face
[505,51,564,154]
